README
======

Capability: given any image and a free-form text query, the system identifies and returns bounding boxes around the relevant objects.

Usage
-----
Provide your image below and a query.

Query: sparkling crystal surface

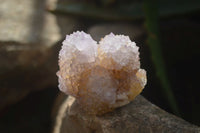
[57,31,147,115]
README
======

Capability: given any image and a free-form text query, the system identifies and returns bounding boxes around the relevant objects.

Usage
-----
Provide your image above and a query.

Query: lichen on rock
[57,31,147,115]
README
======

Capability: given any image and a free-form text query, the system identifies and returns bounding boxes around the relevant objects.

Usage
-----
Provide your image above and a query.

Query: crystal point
[57,31,147,115]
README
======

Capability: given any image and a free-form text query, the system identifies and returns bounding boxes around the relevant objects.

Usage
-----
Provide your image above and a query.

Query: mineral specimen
[57,31,147,115]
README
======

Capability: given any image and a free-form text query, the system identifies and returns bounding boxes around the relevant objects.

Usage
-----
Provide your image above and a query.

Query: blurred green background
[0,0,200,132]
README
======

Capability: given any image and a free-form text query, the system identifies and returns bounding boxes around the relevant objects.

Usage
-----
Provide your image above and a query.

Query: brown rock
[0,0,78,46]
[0,42,60,110]
[0,0,80,110]
[52,95,200,133]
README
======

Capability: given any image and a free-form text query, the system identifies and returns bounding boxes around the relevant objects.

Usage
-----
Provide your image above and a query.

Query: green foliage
[48,0,200,21]
[143,0,180,116]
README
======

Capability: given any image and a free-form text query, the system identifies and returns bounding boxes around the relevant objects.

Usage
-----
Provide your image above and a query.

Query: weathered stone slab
[53,95,200,133]
[0,42,60,110]
[0,0,78,46]
[0,0,79,110]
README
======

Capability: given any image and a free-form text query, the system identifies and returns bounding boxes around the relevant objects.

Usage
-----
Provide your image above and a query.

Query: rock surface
[53,95,200,133]
[0,0,79,110]
[0,42,59,110]
[0,0,78,46]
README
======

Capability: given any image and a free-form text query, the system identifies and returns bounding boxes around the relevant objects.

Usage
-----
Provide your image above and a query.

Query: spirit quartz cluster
[57,31,147,115]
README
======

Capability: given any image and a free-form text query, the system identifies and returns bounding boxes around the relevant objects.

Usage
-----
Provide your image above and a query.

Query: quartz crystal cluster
[57,31,147,115]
